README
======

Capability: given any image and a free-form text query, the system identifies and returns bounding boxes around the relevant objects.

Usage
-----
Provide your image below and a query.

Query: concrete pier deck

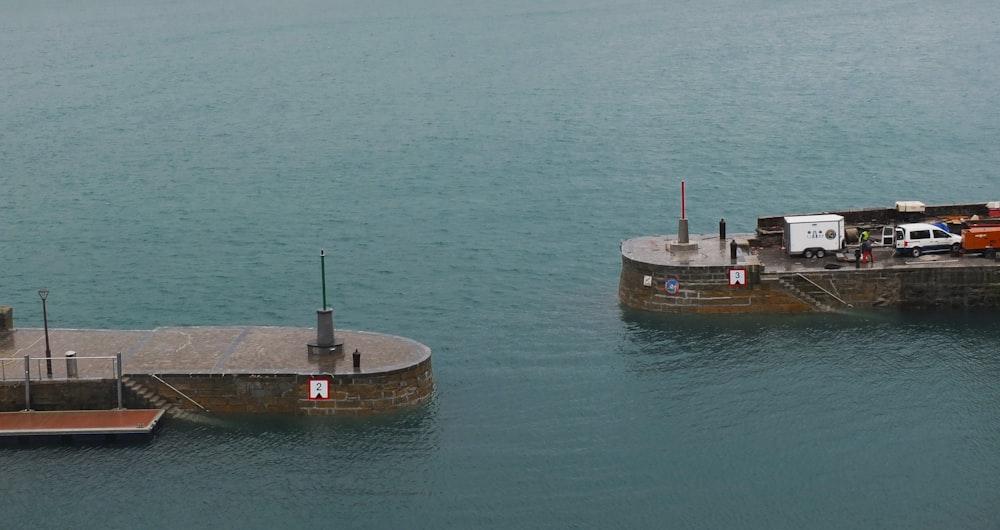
[621,232,998,273]
[621,233,762,268]
[0,327,430,380]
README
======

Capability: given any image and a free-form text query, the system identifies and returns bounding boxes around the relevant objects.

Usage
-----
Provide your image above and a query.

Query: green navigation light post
[321,249,328,311]
[308,249,343,355]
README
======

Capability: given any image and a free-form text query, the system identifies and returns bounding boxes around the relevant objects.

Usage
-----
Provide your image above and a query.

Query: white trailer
[783,214,845,258]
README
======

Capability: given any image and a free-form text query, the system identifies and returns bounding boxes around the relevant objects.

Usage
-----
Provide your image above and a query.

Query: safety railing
[795,273,853,308]
[5,353,126,410]
[151,374,209,412]
[1,358,16,382]
[1,353,120,382]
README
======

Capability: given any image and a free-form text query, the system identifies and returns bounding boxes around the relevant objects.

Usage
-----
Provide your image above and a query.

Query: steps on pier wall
[121,376,202,422]
[618,256,812,314]
[123,362,434,416]
[617,250,1000,313]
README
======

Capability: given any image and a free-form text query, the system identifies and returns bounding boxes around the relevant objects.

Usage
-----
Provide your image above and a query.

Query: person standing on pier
[861,238,874,266]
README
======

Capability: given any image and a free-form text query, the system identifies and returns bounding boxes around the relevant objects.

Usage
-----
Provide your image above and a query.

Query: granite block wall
[0,307,13,335]
[0,379,118,412]
[621,254,1000,314]
[126,358,434,416]
[0,359,434,415]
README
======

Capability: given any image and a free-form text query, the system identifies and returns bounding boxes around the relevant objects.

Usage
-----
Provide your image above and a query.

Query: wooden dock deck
[0,409,164,438]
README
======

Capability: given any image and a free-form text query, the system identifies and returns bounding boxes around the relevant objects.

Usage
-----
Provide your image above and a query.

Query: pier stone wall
[127,358,434,416]
[0,380,118,412]
[621,253,1000,314]
[0,360,434,415]
[898,267,1000,309]
[618,255,804,314]
[0,306,13,335]
[779,269,903,310]
[775,267,1000,311]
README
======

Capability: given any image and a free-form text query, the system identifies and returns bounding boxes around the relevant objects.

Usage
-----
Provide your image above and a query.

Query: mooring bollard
[65,350,78,379]
[730,239,738,260]
[720,218,726,240]
[353,349,361,370]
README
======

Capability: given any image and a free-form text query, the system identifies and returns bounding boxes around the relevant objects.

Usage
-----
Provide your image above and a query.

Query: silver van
[894,223,961,257]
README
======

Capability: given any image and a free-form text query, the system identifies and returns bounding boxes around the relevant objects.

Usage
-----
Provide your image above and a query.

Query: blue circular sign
[664,277,680,295]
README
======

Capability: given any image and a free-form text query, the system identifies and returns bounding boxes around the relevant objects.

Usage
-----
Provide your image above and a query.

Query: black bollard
[855,248,861,268]
[353,349,361,369]
[719,218,726,240]
[730,239,738,260]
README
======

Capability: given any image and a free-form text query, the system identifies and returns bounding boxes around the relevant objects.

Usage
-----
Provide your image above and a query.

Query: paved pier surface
[622,233,998,272]
[0,327,430,380]
[621,233,762,268]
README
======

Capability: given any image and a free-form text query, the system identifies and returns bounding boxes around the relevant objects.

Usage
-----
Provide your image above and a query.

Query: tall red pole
[681,180,686,219]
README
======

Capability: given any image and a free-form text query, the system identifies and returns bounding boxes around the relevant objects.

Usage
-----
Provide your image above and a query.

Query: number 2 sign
[308,378,330,400]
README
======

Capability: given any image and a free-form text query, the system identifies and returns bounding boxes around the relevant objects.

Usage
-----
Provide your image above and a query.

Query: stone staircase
[121,375,208,423]
[775,277,837,313]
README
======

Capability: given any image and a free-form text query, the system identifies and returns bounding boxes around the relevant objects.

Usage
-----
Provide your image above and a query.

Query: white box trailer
[783,214,845,258]
[894,201,926,213]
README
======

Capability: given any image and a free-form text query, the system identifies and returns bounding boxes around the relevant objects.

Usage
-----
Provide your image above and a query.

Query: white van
[894,223,961,257]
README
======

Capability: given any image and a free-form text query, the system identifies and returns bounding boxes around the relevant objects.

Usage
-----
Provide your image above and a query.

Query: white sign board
[308,378,330,400]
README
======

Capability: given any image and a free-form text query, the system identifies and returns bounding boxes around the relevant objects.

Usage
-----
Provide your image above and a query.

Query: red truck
[961,226,1000,258]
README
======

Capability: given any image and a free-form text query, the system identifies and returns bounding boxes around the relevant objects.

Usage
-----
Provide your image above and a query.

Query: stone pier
[0,326,433,416]
[620,232,1000,314]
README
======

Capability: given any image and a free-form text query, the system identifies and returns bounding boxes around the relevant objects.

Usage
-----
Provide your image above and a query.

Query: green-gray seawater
[2,0,999,527]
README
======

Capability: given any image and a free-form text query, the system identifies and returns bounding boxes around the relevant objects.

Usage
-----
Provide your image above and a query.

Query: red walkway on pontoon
[0,409,164,437]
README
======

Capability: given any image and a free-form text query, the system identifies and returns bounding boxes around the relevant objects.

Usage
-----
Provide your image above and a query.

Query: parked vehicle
[894,223,961,257]
[783,214,845,258]
[960,226,1000,258]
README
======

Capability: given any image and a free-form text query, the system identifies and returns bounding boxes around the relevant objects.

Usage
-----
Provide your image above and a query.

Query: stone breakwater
[619,233,1000,314]
[0,325,433,416]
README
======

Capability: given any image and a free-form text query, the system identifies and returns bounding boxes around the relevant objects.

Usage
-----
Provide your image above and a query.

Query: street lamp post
[38,288,52,379]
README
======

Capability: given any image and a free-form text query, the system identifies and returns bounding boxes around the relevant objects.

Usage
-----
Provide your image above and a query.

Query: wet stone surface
[0,327,430,380]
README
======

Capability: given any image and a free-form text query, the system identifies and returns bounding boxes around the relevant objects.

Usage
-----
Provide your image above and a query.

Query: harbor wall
[0,359,434,415]
[773,266,1000,310]
[0,380,119,412]
[0,307,12,335]
[619,255,787,313]
[619,255,1000,313]
[898,267,1000,309]
[125,358,435,416]
[756,202,989,236]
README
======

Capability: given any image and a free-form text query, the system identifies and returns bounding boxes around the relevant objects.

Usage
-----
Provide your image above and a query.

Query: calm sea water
[2,0,1000,527]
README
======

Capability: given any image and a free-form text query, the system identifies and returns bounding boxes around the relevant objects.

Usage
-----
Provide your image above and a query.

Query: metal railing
[795,273,853,308]
[1,353,120,382]
[7,353,125,411]
[1,358,16,382]
[151,374,208,412]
